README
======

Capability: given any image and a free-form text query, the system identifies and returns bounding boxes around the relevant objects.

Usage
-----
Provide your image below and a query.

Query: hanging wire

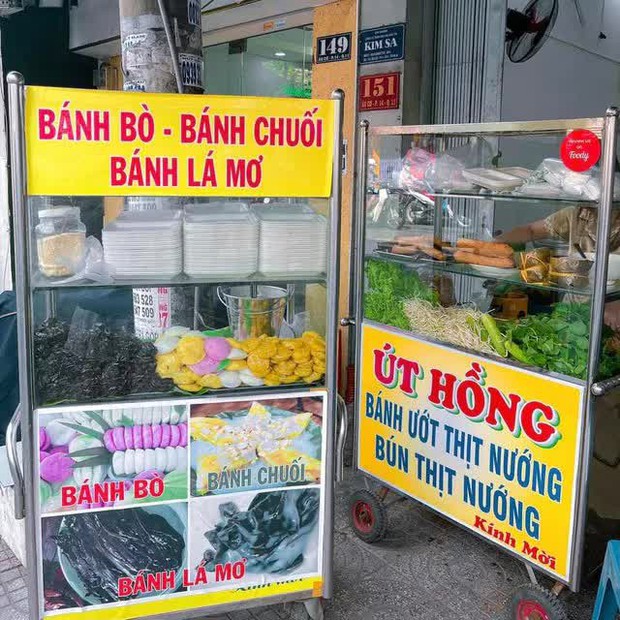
[156,0,184,93]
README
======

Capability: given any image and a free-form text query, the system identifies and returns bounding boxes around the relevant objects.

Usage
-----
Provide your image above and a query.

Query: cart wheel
[349,489,387,543]
[507,584,569,620]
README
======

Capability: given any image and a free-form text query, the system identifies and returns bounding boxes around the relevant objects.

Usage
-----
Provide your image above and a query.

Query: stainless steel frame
[7,71,42,620]
[571,107,620,588]
[370,117,606,136]
[321,88,344,603]
[349,114,619,594]
[7,74,344,620]
[352,120,369,475]
[6,405,24,519]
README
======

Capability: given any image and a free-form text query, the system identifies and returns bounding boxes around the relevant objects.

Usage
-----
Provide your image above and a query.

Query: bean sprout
[403,299,496,355]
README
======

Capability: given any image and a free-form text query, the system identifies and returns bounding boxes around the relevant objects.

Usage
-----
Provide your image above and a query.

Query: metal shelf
[369,116,605,137]
[34,381,327,412]
[371,251,620,300]
[31,272,328,291]
[372,187,618,207]
[361,318,587,388]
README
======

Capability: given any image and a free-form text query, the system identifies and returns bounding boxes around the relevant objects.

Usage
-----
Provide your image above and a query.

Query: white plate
[104,232,181,239]
[260,242,327,248]
[185,249,255,255]
[106,255,182,262]
[186,260,257,265]
[499,166,532,180]
[185,270,257,278]
[111,262,182,270]
[111,270,181,274]
[468,264,520,278]
[185,241,258,247]
[104,240,182,248]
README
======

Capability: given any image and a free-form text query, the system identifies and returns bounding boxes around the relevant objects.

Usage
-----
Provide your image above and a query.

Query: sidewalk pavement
[0,470,596,620]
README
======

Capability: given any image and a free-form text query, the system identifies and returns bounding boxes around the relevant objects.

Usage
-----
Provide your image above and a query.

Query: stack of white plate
[252,202,315,216]
[102,211,183,279]
[257,209,328,276]
[183,202,259,278]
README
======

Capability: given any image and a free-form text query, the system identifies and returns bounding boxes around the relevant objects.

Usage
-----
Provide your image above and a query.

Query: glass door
[204,26,313,98]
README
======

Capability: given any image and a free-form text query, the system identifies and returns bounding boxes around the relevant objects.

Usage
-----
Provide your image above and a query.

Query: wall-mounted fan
[506,0,559,63]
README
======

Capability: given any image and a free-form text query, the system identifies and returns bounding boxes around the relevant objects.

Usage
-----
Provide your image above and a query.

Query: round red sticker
[560,129,601,172]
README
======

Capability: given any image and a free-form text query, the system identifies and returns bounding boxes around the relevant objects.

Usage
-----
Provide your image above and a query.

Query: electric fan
[506,0,558,63]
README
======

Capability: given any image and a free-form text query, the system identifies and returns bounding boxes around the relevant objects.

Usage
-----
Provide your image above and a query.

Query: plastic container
[251,202,315,216]
[462,168,525,191]
[35,207,86,277]
[217,285,290,339]
[185,201,250,216]
[498,166,532,180]
[184,206,258,278]
[255,210,328,276]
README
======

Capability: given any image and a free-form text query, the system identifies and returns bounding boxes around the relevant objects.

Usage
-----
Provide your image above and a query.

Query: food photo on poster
[188,488,321,592]
[37,404,188,514]
[41,503,188,611]
[190,395,324,496]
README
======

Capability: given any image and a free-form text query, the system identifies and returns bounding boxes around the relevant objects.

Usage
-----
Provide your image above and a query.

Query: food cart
[347,111,620,619]
[5,73,347,620]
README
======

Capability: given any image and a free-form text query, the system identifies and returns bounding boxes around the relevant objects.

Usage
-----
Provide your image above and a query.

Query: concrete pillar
[119,0,203,94]
[119,0,204,338]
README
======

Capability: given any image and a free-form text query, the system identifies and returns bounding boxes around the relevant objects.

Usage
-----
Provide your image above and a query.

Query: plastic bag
[526,158,620,201]
[399,147,435,193]
[50,237,113,285]
[399,139,493,193]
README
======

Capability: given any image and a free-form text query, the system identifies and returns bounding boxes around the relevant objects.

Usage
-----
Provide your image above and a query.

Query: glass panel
[203,41,243,96]
[204,26,313,98]
[362,129,620,382]
[30,196,330,408]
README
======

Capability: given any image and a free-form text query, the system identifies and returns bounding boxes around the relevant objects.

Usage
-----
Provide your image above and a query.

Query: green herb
[500,302,620,380]
[364,258,438,329]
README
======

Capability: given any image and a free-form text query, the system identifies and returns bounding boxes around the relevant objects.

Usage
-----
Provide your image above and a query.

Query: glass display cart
[6,73,346,620]
[347,110,620,619]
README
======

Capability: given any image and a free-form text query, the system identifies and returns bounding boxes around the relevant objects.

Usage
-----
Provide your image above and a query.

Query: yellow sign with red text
[49,578,322,620]
[24,87,335,197]
[357,323,586,582]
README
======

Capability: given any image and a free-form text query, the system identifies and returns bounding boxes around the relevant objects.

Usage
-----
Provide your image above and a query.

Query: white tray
[462,168,525,191]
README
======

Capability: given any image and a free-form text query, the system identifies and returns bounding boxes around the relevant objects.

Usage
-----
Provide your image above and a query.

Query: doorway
[204,26,314,98]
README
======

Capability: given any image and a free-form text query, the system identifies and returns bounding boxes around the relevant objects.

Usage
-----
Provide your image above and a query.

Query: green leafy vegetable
[500,303,620,380]
[364,258,438,330]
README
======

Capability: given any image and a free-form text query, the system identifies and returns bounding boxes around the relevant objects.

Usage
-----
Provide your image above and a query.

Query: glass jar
[35,207,86,278]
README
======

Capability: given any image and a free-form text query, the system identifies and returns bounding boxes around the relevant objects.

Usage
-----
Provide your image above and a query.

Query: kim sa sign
[359,23,405,65]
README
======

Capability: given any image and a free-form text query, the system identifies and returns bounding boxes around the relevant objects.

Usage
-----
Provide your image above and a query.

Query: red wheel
[353,500,374,533]
[348,489,387,543]
[507,585,568,620]
[516,600,550,620]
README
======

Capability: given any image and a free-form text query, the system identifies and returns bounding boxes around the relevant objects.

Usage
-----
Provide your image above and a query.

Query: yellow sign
[358,323,586,582]
[25,86,335,197]
[50,578,321,620]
